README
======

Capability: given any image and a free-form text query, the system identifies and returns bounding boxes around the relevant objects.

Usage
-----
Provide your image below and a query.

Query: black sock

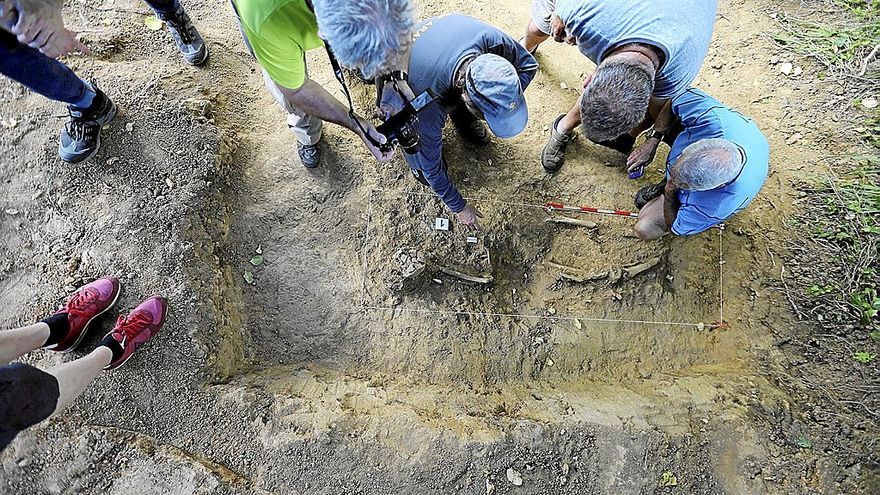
[40,314,70,348]
[99,334,124,363]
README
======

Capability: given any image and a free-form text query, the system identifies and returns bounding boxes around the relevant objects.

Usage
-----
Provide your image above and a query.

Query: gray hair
[579,60,654,142]
[671,138,743,191]
[313,0,415,79]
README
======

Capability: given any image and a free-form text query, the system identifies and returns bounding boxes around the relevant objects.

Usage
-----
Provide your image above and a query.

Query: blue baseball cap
[465,54,529,139]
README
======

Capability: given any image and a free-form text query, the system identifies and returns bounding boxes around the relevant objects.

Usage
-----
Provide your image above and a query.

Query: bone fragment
[545,216,598,229]
[439,266,493,284]
[608,268,623,283]
[545,261,608,283]
[560,271,609,283]
[624,257,661,278]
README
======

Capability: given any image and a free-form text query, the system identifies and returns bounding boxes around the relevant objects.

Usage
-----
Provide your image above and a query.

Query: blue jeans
[0,30,93,108]
[0,0,180,108]
[145,0,179,16]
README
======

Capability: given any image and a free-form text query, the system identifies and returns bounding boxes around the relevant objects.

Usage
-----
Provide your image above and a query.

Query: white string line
[719,224,725,325]
[360,305,708,328]
[388,188,639,221]
[360,189,375,308]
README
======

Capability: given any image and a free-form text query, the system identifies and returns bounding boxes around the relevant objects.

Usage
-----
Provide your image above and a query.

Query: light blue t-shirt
[666,88,770,236]
[555,0,718,98]
[386,14,538,213]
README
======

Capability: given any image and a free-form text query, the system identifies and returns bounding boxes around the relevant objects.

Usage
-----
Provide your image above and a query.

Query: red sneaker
[103,296,168,370]
[49,277,121,353]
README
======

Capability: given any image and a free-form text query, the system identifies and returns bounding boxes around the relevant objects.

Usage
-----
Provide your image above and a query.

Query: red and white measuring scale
[543,201,640,219]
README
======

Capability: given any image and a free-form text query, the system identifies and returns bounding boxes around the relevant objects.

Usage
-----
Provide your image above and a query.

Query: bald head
[670,138,743,191]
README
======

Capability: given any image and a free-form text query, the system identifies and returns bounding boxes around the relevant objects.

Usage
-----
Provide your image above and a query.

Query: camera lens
[398,125,420,154]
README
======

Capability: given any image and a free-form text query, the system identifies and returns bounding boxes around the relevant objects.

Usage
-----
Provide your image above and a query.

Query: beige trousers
[261,68,324,146]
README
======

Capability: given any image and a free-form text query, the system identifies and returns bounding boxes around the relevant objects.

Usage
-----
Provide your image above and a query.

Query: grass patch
[807,156,880,333]
[773,0,879,83]
[773,4,880,485]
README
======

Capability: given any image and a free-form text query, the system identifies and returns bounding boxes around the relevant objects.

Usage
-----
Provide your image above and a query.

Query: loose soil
[0,0,876,494]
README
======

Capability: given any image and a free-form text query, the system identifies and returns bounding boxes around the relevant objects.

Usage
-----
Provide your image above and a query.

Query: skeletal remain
[545,261,607,283]
[545,216,598,229]
[560,271,609,283]
[386,248,426,292]
[608,268,623,283]
[439,266,493,284]
[624,257,661,278]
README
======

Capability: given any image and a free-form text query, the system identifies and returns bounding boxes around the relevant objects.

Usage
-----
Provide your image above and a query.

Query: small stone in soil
[506,468,523,486]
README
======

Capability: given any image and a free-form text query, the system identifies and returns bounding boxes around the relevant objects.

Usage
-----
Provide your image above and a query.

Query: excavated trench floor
[0,0,827,493]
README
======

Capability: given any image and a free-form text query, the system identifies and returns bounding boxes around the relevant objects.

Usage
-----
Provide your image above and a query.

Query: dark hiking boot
[298,142,321,169]
[59,83,117,164]
[159,4,208,66]
[541,114,574,173]
[596,133,636,155]
[450,104,490,146]
[634,181,667,209]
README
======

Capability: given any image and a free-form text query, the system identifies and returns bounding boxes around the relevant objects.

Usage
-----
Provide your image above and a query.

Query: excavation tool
[543,201,640,219]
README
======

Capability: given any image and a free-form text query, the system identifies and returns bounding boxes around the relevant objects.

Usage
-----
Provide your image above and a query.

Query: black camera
[320,41,437,155]
[376,88,438,155]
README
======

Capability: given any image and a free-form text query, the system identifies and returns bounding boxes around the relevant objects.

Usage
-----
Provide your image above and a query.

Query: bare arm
[626,98,673,174]
[649,97,673,132]
[278,77,393,162]
[0,0,88,58]
[549,13,575,45]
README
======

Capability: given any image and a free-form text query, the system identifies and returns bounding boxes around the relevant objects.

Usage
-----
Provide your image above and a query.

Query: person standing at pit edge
[229,0,416,168]
[0,278,167,451]
[532,0,718,178]
[631,88,770,240]
[0,0,208,163]
[384,14,538,230]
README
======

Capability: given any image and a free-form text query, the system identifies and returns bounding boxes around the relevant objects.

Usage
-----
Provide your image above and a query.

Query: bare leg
[558,94,582,134]
[523,19,549,53]
[634,196,671,241]
[0,323,50,366]
[44,346,113,415]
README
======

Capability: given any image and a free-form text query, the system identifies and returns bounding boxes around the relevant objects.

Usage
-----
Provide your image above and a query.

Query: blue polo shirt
[555,0,717,98]
[667,88,770,236]
[386,14,538,213]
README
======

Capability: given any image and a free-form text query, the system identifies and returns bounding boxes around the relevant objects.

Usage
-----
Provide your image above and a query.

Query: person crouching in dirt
[230,0,416,169]
[0,278,167,451]
[535,0,718,176]
[0,0,206,163]
[382,14,538,230]
[632,88,769,240]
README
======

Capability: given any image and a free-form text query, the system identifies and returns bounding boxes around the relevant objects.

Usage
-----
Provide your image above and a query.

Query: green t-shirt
[233,0,324,89]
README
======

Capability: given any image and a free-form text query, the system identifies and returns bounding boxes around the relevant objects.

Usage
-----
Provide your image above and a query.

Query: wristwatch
[647,129,666,141]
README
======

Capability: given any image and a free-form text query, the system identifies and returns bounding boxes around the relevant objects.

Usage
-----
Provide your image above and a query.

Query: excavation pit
[361,190,724,328]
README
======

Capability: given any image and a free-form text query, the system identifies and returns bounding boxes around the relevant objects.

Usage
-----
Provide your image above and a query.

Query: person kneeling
[632,88,770,240]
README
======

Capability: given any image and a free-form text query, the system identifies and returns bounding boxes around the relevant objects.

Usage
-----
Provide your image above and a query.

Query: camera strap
[304,0,385,149]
